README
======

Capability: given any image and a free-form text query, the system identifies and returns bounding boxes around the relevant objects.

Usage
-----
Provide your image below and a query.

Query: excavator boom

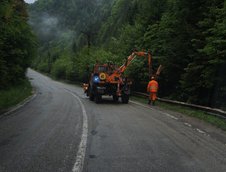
[107,51,152,83]
[114,51,152,76]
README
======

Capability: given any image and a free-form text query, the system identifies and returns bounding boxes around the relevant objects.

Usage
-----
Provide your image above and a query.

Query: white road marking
[160,112,178,120]
[130,100,178,120]
[130,100,154,110]
[184,123,192,127]
[65,90,88,172]
[196,128,209,136]
[196,128,206,135]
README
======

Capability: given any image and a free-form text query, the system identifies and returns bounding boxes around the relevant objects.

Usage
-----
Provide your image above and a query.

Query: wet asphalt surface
[0,69,226,172]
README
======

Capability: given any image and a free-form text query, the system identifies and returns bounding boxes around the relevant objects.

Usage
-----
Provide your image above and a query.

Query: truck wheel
[95,94,102,104]
[121,94,129,104]
[89,92,94,101]
[113,95,119,102]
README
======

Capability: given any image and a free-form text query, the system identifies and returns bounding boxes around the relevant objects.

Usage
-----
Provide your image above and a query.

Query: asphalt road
[0,69,226,172]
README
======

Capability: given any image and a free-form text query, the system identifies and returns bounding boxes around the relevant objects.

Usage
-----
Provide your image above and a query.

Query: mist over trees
[28,0,226,109]
[0,0,36,89]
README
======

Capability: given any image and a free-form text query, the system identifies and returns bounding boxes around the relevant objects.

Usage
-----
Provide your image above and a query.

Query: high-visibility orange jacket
[147,80,158,93]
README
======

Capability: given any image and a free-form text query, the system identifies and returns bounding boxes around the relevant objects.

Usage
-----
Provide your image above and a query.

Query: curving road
[0,69,226,172]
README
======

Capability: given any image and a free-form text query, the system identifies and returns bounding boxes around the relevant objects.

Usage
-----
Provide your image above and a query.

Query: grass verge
[0,79,32,113]
[131,96,226,131]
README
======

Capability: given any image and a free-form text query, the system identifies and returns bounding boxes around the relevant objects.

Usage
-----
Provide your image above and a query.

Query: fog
[28,0,115,50]
[29,12,75,47]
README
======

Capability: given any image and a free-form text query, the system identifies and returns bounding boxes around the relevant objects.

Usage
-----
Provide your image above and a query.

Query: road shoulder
[130,100,226,145]
[0,87,37,118]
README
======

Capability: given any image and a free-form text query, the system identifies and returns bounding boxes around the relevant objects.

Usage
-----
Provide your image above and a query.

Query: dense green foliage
[0,0,36,89]
[29,0,226,109]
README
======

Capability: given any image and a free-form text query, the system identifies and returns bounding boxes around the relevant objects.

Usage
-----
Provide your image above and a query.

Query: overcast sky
[24,0,37,4]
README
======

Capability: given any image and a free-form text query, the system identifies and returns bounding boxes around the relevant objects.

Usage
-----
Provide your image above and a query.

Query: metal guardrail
[132,91,226,119]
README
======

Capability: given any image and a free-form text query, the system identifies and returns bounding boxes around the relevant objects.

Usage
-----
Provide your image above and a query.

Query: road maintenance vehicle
[83,50,161,103]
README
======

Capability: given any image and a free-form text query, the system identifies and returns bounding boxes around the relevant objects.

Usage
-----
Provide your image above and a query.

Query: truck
[83,51,157,104]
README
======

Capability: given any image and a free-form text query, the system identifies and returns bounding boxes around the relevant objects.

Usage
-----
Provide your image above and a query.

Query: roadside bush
[0,79,32,112]
[51,58,68,79]
[37,61,49,73]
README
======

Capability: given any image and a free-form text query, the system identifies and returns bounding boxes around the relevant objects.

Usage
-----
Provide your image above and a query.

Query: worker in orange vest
[147,76,159,105]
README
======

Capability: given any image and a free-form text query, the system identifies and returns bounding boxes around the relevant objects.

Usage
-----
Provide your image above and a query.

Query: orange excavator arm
[107,51,152,83]
[117,51,152,75]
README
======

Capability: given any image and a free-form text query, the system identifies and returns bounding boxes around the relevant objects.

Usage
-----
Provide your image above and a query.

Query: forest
[1,0,225,110]
[0,0,36,89]
[0,0,37,110]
